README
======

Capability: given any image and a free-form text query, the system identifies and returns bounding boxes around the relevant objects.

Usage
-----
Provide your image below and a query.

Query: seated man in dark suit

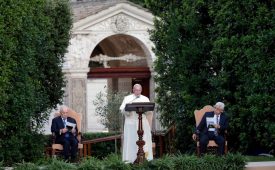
[51,106,78,161]
[192,102,229,155]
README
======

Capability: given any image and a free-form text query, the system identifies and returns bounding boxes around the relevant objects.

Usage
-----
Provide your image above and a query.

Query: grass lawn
[245,155,275,162]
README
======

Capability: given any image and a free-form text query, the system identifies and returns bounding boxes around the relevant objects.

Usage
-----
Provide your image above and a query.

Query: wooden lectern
[125,102,155,164]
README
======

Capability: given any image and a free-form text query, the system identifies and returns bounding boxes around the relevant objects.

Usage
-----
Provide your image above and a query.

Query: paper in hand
[206,117,215,131]
[66,122,76,131]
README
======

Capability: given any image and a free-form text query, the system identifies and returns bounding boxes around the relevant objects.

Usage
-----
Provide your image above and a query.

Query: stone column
[64,69,89,132]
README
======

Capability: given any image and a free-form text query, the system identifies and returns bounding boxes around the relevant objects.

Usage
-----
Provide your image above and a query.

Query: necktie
[63,118,66,127]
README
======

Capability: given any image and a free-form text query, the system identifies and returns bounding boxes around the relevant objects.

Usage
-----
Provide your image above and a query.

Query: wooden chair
[194,105,227,156]
[51,109,83,158]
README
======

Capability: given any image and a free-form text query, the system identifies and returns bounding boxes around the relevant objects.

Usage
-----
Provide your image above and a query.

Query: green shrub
[44,158,77,170]
[0,0,72,165]
[102,154,131,170]
[93,91,128,132]
[0,161,4,170]
[78,157,104,170]
[134,153,246,170]
[146,0,275,154]
[82,132,122,159]
[6,153,246,170]
[14,162,39,170]
[173,154,203,170]
[147,155,175,170]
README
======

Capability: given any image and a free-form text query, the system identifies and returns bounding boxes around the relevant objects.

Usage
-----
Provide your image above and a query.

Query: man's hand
[214,124,220,129]
[192,134,197,141]
[61,128,68,133]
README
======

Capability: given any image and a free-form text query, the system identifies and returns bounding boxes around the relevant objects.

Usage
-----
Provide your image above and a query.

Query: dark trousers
[199,132,225,155]
[62,136,78,160]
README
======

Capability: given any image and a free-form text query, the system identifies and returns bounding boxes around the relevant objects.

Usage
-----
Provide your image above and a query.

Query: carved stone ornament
[64,35,94,70]
[90,54,146,68]
[111,14,129,33]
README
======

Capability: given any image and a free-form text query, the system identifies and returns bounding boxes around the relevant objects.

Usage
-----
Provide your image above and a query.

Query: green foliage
[1,154,246,170]
[45,158,77,170]
[147,0,275,154]
[245,155,275,162]
[102,154,131,170]
[14,162,38,170]
[145,153,246,170]
[0,161,3,170]
[93,90,128,132]
[78,157,104,170]
[0,0,72,165]
[82,132,121,159]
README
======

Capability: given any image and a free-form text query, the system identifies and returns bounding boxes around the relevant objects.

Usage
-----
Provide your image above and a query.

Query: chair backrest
[194,105,214,127]
[54,108,82,132]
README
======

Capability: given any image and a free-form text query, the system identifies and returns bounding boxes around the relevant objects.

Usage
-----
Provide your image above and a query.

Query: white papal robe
[119,94,153,163]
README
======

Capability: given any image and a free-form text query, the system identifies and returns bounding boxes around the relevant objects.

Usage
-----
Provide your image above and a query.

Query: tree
[0,0,72,164]
[146,0,275,154]
[93,90,128,132]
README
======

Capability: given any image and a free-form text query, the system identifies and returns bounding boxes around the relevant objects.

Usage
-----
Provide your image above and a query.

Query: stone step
[245,161,275,170]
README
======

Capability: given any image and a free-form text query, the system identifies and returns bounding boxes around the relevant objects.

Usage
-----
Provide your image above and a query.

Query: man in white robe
[119,84,153,163]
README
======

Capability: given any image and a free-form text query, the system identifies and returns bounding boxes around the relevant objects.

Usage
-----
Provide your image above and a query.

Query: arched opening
[87,34,151,97]
[86,34,152,132]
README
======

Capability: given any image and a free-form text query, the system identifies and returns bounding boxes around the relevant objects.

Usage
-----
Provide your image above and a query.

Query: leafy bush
[145,153,246,170]
[78,157,104,170]
[45,158,77,170]
[82,132,122,159]
[1,153,246,170]
[102,154,131,170]
[93,90,128,132]
[14,162,38,170]
[145,0,275,154]
[0,0,72,165]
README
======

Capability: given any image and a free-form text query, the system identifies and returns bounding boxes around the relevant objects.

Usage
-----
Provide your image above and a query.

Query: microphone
[130,95,140,103]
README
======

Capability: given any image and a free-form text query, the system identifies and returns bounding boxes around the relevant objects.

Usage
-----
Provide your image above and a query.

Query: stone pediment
[73,2,154,34]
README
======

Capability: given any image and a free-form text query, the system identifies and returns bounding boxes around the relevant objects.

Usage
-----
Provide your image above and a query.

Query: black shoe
[70,156,77,163]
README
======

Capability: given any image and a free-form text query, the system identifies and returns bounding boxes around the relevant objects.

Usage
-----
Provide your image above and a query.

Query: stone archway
[86,34,152,132]
[62,2,157,132]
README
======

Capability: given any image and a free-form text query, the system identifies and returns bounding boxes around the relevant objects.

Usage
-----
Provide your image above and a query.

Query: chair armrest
[195,130,200,141]
[77,132,82,143]
[224,130,228,140]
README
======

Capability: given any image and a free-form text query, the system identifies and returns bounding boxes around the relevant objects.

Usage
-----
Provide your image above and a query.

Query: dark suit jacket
[51,116,78,143]
[196,111,228,136]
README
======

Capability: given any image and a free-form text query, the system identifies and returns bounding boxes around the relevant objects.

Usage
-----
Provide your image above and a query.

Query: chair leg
[52,149,55,157]
[225,144,228,154]
[79,148,83,158]
[196,146,200,156]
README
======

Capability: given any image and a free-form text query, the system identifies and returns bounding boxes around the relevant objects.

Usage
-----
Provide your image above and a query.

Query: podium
[125,102,155,164]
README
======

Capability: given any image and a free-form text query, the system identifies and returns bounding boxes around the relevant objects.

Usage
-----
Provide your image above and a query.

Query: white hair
[60,105,68,112]
[214,102,225,110]
[133,84,142,89]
